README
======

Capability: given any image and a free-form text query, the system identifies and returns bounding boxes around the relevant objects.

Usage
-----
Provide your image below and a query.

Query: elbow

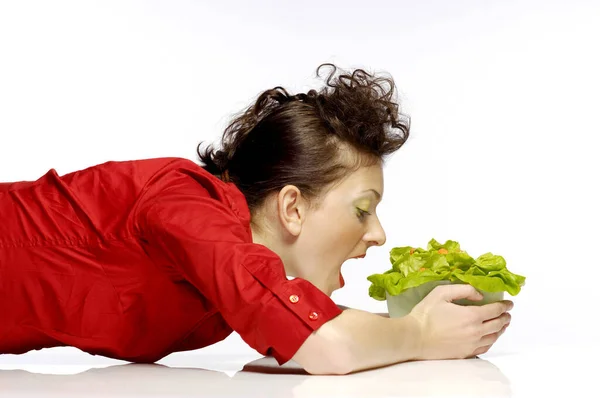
[294,340,355,376]
[305,350,354,375]
[303,351,354,375]
[292,329,355,375]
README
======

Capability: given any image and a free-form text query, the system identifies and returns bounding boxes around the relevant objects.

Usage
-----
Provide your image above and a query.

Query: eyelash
[356,208,371,222]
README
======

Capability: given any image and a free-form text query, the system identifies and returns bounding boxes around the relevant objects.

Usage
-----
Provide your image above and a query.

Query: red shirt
[0,157,342,365]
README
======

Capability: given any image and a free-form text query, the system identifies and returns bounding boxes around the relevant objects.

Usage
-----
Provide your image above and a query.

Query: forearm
[319,308,421,374]
[337,304,389,318]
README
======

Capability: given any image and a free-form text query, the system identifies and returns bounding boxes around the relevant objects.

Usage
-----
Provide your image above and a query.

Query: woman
[0,64,512,375]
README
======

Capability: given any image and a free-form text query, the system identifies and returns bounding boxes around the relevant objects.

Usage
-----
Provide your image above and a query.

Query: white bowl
[386,280,505,318]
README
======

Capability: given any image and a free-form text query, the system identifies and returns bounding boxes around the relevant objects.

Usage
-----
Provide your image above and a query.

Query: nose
[365,216,386,247]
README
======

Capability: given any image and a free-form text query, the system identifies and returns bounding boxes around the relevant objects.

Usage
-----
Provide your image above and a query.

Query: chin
[328,282,342,296]
[320,284,334,297]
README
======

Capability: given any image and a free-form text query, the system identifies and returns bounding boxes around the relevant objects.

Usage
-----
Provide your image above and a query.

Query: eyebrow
[362,189,382,201]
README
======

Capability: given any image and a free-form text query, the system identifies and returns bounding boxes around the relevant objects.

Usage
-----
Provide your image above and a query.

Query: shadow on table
[0,355,511,397]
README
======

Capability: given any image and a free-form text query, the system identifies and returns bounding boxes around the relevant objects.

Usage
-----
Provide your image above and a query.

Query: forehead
[329,163,384,197]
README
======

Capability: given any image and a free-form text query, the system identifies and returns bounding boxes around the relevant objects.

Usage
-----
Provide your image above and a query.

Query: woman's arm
[292,308,419,375]
[293,285,512,375]
[337,304,389,318]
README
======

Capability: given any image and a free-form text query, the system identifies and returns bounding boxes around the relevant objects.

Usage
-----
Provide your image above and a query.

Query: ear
[276,185,306,237]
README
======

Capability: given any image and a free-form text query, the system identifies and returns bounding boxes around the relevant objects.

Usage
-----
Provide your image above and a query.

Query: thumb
[436,284,483,302]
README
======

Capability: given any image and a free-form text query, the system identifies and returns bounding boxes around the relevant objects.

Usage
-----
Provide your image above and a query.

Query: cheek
[299,212,362,291]
[310,211,363,252]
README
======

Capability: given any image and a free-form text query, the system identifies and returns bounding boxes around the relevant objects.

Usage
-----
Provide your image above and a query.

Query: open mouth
[339,254,365,288]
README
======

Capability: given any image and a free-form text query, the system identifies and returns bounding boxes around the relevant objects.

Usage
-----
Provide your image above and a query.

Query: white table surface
[1,342,596,398]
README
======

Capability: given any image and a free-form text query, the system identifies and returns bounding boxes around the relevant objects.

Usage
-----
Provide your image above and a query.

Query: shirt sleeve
[136,172,343,365]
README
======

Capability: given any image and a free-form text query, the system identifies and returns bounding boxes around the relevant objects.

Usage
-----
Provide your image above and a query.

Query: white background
[1,0,599,369]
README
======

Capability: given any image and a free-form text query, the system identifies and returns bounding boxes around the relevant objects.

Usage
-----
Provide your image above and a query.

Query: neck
[250,222,296,277]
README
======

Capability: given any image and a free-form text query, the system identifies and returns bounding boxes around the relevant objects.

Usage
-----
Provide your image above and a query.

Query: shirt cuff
[246,262,344,365]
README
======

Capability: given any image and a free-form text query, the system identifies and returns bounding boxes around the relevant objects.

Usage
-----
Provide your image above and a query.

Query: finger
[476,300,513,322]
[481,312,511,336]
[480,327,503,346]
[479,322,509,350]
[434,284,484,302]
[472,344,493,357]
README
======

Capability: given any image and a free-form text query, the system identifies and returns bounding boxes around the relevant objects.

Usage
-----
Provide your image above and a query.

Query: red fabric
[0,157,342,365]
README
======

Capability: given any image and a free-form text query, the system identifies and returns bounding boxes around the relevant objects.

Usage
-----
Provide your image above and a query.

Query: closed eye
[356,208,371,222]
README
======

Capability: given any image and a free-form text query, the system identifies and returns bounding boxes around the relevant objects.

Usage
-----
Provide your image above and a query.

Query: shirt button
[289,294,299,303]
[308,311,319,321]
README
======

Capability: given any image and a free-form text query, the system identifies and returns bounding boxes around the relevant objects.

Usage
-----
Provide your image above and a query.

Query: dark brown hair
[197,63,410,214]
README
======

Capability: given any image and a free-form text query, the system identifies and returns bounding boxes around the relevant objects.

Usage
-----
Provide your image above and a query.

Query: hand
[407,284,513,360]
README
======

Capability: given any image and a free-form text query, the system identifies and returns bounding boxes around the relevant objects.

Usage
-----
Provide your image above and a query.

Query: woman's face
[287,163,387,296]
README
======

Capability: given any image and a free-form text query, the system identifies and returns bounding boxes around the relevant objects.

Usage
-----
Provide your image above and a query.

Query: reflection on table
[0,355,511,398]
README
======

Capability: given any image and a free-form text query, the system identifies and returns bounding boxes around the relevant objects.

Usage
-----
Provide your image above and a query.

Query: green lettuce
[367,239,526,301]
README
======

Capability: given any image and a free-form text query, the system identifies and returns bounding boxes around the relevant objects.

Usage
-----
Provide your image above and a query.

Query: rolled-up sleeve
[137,178,342,365]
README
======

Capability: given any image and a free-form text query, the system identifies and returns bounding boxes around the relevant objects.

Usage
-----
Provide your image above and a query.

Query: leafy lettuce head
[367,239,526,301]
